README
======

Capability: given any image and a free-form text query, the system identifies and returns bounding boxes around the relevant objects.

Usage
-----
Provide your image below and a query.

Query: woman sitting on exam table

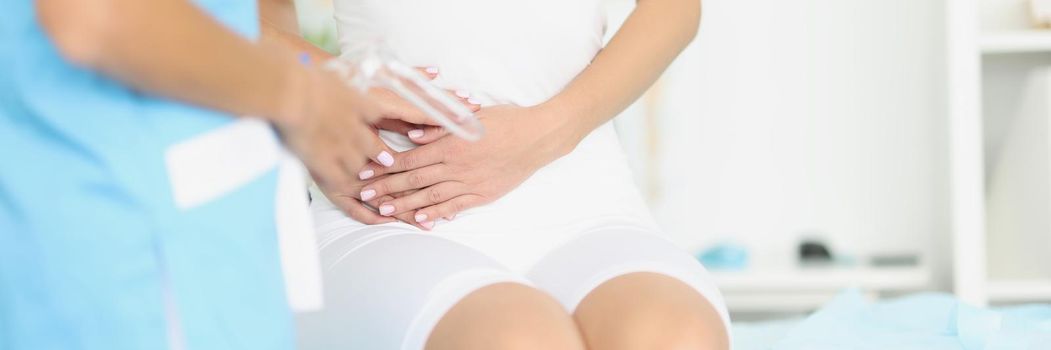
[262,0,730,349]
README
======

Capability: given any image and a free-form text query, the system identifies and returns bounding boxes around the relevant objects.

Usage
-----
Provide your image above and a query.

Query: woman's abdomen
[323,0,659,270]
[311,124,657,272]
[333,0,605,106]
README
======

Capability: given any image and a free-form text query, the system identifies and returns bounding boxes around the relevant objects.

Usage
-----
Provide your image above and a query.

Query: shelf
[722,291,875,314]
[712,266,930,293]
[713,266,927,313]
[986,279,1051,303]
[980,30,1051,54]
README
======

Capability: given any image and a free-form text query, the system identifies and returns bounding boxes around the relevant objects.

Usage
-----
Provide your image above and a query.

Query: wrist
[534,96,591,158]
[273,61,312,129]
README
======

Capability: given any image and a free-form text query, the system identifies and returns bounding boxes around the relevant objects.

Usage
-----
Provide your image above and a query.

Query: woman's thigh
[425,282,586,350]
[526,229,732,349]
[574,272,730,350]
[296,231,530,350]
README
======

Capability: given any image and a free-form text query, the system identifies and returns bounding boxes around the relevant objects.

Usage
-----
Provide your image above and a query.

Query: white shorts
[296,193,731,350]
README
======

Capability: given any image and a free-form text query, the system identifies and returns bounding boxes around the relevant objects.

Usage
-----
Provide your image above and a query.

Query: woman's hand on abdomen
[356,103,583,229]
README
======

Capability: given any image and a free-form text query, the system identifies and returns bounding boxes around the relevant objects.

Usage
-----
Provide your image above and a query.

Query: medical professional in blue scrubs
[0,0,394,349]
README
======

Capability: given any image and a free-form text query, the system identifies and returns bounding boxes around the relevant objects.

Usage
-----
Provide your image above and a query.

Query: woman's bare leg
[573,272,730,350]
[425,283,587,350]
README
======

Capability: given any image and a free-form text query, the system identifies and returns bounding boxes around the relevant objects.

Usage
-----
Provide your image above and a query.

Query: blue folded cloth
[697,243,749,270]
[767,290,1051,349]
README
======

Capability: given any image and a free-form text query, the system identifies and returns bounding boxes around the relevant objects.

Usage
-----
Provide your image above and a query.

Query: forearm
[258,0,334,62]
[259,0,299,34]
[37,0,307,125]
[544,0,701,147]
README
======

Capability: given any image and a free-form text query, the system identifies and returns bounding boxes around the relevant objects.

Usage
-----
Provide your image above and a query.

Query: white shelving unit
[981,30,1051,53]
[948,0,1051,306]
[713,266,931,313]
[987,279,1051,302]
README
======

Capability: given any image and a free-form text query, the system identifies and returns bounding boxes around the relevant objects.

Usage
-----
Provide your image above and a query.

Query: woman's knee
[425,283,586,350]
[574,272,730,350]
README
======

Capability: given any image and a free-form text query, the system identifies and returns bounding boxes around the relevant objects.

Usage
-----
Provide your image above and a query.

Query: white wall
[981,0,1051,284]
[609,0,950,279]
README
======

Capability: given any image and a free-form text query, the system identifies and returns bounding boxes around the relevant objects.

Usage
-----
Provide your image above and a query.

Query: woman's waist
[365,124,653,233]
[315,124,650,232]
[467,126,646,219]
[399,51,598,107]
[378,123,636,188]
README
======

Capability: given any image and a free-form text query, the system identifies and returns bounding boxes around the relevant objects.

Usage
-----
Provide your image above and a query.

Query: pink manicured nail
[419,221,435,230]
[408,129,425,139]
[379,204,395,216]
[358,169,374,180]
[455,90,470,99]
[415,213,428,222]
[425,67,439,75]
[360,189,376,201]
[378,151,394,167]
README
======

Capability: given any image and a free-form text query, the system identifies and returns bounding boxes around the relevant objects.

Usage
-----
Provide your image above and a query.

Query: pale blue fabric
[741,290,1051,350]
[0,1,293,349]
[696,243,749,271]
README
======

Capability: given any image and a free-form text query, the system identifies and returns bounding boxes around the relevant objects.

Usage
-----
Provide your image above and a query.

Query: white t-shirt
[314,0,659,272]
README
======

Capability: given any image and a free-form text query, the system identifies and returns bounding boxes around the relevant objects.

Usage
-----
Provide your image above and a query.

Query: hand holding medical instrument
[300,51,439,230]
[273,62,396,193]
[323,41,485,142]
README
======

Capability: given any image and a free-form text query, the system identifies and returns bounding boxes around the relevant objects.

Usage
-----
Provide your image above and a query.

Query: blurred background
[293,0,1051,320]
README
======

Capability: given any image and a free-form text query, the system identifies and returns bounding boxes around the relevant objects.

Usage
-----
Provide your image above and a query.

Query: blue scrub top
[0,1,293,349]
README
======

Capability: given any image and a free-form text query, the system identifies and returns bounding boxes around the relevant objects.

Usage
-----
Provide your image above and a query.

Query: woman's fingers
[375,118,446,145]
[358,127,397,168]
[369,88,438,127]
[366,194,431,230]
[415,66,439,80]
[358,143,445,180]
[329,194,397,225]
[373,118,419,135]
[329,189,436,231]
[373,85,480,126]
[407,89,479,144]
[413,194,485,227]
[452,90,482,111]
[374,181,467,218]
[406,125,448,144]
[360,164,448,200]
[451,90,482,119]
